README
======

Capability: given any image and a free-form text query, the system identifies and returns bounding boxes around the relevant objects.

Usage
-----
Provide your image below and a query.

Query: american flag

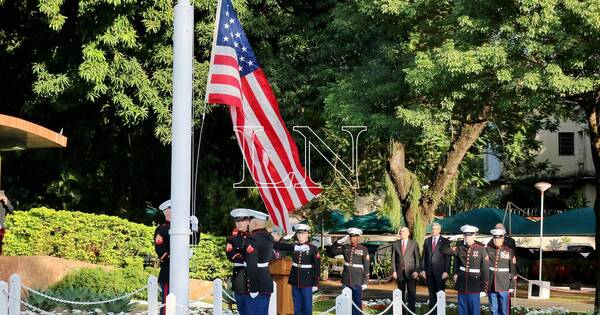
[206,0,322,233]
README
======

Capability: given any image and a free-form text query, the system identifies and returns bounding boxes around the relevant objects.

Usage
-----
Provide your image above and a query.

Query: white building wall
[535,120,595,177]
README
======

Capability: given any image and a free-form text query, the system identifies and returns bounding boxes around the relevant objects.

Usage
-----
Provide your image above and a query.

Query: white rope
[22,283,148,306]
[318,305,337,315]
[371,302,394,315]
[401,298,437,315]
[351,301,366,314]
[221,290,236,302]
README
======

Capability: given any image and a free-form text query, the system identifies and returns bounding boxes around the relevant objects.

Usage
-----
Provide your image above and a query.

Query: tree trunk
[421,112,489,219]
[581,93,600,312]
[387,107,490,233]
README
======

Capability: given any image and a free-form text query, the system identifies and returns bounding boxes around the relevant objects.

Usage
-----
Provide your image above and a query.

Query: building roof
[0,114,67,151]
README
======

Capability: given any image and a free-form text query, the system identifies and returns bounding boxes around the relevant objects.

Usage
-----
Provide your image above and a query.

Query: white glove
[361,284,367,291]
[283,234,294,240]
[312,286,318,292]
[190,216,199,232]
[480,292,486,298]
[250,292,258,298]
[294,244,310,252]
[337,235,349,244]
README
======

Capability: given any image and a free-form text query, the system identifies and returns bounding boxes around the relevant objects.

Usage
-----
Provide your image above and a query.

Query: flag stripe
[210,64,240,78]
[208,94,242,108]
[210,74,241,89]
[214,55,239,68]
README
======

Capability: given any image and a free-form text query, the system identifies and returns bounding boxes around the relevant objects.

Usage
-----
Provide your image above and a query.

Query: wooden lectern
[269,258,294,315]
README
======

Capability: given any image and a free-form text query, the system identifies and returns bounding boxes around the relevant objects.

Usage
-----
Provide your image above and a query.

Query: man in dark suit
[421,222,450,310]
[391,227,421,312]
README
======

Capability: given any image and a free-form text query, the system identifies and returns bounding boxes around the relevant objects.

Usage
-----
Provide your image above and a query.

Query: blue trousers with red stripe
[160,282,169,315]
[488,291,510,315]
[458,293,480,315]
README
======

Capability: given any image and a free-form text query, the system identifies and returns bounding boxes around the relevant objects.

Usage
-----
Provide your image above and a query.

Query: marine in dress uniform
[288,224,320,315]
[486,229,517,315]
[226,208,252,315]
[154,200,171,315]
[441,225,489,315]
[244,210,275,315]
[326,228,370,315]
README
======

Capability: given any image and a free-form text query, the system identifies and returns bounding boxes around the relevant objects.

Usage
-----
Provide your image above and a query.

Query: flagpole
[171,0,194,314]
[205,0,224,103]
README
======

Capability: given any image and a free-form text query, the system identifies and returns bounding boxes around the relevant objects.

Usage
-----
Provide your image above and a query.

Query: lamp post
[534,182,551,282]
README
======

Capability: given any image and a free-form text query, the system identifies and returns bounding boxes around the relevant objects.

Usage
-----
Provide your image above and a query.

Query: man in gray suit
[421,222,450,310]
[391,227,421,312]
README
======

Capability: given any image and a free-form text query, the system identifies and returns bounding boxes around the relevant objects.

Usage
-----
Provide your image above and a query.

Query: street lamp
[534,182,551,282]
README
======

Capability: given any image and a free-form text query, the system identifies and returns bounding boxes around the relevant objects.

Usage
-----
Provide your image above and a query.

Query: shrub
[4,207,231,280]
[189,234,231,280]
[4,207,154,267]
[51,267,150,299]
[27,286,133,313]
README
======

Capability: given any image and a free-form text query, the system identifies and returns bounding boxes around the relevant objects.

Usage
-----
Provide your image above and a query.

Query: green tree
[316,0,558,243]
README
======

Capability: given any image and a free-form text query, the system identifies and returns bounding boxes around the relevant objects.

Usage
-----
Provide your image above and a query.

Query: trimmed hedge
[4,207,231,280]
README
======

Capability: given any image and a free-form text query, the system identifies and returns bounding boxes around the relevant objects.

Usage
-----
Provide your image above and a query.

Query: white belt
[490,267,509,272]
[257,262,269,268]
[459,266,480,273]
[292,263,313,269]
[233,263,246,267]
[344,262,364,269]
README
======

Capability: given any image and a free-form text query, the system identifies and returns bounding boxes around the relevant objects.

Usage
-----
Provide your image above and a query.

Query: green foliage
[4,208,231,280]
[51,267,148,300]
[189,234,232,280]
[4,208,154,267]
[379,173,403,232]
[565,192,590,210]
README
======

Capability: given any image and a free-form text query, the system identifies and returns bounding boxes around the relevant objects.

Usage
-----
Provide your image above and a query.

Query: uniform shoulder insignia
[226,243,233,252]
[155,234,164,245]
[246,244,255,254]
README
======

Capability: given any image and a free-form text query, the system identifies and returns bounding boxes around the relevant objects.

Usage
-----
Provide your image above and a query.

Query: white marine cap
[248,209,269,221]
[460,224,479,234]
[158,199,171,211]
[230,208,251,218]
[347,227,363,236]
[490,228,506,236]
[293,224,310,232]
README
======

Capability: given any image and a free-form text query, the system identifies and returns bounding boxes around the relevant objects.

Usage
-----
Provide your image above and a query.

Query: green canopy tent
[428,208,535,235]
[325,211,396,234]
[522,208,595,236]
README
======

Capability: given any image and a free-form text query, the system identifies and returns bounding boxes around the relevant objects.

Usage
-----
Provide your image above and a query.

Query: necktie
[432,237,437,252]
[402,240,406,254]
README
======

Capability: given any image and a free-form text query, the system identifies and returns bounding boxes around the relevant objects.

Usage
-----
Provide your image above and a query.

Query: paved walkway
[319,280,594,313]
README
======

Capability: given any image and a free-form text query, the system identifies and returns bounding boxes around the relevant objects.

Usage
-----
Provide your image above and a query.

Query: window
[558,132,574,156]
